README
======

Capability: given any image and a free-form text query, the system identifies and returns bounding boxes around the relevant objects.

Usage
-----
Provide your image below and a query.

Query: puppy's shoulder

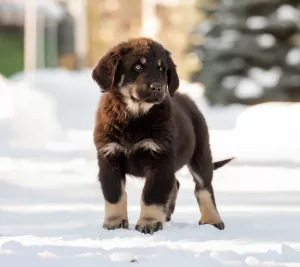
[95,93,127,124]
[94,93,127,150]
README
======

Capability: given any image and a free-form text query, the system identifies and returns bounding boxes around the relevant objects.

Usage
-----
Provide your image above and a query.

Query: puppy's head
[92,38,179,114]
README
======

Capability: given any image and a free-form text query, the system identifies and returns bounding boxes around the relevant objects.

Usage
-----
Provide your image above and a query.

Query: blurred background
[1,0,300,212]
[1,0,300,163]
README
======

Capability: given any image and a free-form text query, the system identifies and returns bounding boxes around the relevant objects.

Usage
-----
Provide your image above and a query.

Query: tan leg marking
[103,183,128,230]
[135,201,166,234]
[195,189,222,225]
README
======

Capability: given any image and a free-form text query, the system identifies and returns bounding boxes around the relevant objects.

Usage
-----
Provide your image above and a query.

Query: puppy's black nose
[149,82,162,92]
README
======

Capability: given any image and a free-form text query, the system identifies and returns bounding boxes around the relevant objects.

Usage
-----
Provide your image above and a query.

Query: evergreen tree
[188,0,300,105]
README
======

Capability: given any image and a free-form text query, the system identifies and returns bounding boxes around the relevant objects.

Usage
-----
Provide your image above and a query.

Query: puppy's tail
[213,157,235,170]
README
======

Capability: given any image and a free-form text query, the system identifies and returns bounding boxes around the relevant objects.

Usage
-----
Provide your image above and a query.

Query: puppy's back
[172,93,207,132]
[171,92,211,159]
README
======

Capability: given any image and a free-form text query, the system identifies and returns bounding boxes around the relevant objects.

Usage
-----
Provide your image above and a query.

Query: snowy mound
[11,68,100,131]
[0,75,63,150]
[235,102,300,163]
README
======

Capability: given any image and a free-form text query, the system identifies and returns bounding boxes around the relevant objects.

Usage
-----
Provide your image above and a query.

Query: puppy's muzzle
[142,82,165,103]
[149,82,162,92]
[132,82,166,104]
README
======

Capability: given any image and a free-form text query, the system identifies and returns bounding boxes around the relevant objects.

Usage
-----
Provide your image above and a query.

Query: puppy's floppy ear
[166,50,180,96]
[92,49,121,92]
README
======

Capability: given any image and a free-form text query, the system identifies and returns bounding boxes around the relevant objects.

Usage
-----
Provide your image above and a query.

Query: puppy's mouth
[129,86,166,104]
[130,95,162,104]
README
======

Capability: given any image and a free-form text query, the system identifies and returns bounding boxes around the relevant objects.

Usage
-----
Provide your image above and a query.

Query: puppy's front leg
[98,155,128,230]
[135,161,175,234]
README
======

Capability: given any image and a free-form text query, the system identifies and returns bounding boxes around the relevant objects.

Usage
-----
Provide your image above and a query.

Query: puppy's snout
[149,82,162,92]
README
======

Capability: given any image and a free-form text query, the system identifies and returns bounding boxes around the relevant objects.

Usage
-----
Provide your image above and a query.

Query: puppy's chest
[102,121,164,157]
[117,125,155,150]
[111,119,152,142]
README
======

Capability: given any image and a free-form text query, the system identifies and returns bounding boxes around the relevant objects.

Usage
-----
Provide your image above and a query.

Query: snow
[246,16,268,30]
[2,159,300,266]
[222,75,240,90]
[178,79,204,99]
[286,48,300,66]
[277,5,300,23]
[221,30,240,49]
[1,69,300,266]
[0,75,15,119]
[37,250,59,259]
[235,102,300,164]
[235,78,263,99]
[248,67,282,88]
[255,34,276,49]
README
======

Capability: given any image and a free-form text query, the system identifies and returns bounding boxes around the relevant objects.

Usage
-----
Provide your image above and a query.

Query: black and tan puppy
[92,37,233,234]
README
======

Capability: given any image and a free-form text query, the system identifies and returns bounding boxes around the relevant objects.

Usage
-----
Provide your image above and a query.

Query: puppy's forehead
[123,43,166,67]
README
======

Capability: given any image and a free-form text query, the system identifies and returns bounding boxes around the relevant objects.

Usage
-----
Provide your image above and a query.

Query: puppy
[92,37,233,234]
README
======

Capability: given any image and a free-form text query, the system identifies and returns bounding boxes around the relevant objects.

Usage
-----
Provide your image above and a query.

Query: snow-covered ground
[1,69,300,266]
[1,160,300,267]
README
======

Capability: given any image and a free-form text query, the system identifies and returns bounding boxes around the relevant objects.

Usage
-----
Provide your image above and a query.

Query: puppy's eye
[158,67,163,72]
[134,64,143,72]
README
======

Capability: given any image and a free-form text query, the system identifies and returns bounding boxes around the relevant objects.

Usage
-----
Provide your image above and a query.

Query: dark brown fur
[92,37,233,234]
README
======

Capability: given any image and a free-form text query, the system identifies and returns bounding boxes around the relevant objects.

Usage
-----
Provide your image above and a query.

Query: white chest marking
[131,139,163,153]
[99,139,164,157]
[125,98,154,117]
[99,142,125,157]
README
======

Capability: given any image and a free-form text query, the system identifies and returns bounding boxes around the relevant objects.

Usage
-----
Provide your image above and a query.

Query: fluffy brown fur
[92,37,233,234]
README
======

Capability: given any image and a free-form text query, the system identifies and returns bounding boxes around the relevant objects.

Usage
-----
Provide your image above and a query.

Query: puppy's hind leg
[165,178,180,222]
[188,153,225,230]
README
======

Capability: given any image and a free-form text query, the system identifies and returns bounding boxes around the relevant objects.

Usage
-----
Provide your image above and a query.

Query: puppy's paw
[103,217,129,230]
[135,218,163,234]
[165,203,175,222]
[213,221,225,230]
[166,216,171,222]
[199,219,225,230]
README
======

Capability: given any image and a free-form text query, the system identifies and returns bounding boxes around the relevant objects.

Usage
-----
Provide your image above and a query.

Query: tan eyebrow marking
[141,57,146,64]
[158,59,161,66]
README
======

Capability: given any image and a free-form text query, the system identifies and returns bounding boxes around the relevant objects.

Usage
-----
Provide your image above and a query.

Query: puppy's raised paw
[103,218,129,230]
[135,219,163,234]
